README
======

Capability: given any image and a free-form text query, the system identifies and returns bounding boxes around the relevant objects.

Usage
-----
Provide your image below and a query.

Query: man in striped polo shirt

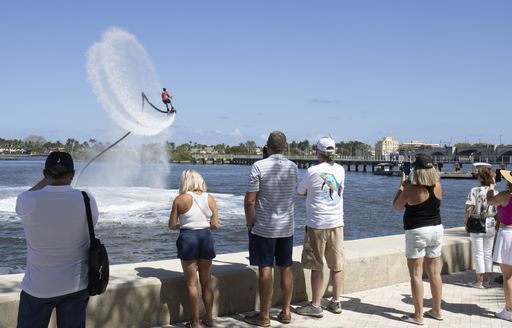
[244,131,298,327]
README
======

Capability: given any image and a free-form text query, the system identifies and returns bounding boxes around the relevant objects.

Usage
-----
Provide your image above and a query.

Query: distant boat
[438,171,475,179]
[373,163,402,176]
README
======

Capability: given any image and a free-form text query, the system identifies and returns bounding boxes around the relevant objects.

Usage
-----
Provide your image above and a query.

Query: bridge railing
[191,154,417,163]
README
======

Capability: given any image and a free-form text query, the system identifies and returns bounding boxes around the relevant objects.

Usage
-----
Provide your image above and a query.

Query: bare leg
[483,272,492,285]
[279,266,293,315]
[258,266,273,320]
[331,270,343,301]
[181,260,201,328]
[407,258,424,321]
[500,264,512,311]
[475,273,484,284]
[198,259,214,326]
[424,257,443,318]
[311,270,324,307]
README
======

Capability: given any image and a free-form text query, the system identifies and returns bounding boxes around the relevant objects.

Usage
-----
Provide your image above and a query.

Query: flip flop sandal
[424,310,444,321]
[243,313,270,327]
[201,318,214,327]
[400,314,424,325]
[277,311,292,324]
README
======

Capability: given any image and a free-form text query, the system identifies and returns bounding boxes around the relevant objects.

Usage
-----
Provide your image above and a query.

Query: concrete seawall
[0,227,471,328]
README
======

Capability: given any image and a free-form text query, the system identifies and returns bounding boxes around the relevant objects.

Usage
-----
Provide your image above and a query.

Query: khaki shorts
[301,226,344,271]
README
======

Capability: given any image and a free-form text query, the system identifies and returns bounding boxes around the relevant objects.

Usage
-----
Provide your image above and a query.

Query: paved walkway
[160,271,510,328]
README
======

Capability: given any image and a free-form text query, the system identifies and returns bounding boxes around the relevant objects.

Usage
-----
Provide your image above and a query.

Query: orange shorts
[301,226,344,272]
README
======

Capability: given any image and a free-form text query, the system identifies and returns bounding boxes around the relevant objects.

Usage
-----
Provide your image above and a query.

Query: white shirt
[465,186,497,218]
[16,185,99,298]
[179,192,212,230]
[298,162,345,229]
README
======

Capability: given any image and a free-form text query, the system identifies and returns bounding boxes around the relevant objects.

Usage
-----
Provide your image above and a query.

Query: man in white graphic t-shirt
[296,137,345,318]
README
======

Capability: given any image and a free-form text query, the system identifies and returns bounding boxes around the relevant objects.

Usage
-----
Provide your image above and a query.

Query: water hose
[73,131,131,186]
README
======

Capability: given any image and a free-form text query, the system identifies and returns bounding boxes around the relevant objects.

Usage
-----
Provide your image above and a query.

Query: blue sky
[0,1,510,146]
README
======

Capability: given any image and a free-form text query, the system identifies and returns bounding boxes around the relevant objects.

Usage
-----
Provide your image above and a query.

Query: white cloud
[229,128,244,137]
[310,98,340,105]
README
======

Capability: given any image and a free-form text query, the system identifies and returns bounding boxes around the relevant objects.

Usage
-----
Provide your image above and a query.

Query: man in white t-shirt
[296,137,345,318]
[15,151,99,328]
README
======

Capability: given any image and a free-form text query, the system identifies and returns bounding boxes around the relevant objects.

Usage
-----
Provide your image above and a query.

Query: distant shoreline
[0,154,45,161]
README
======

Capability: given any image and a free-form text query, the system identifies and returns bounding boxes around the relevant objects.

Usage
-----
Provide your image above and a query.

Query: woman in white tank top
[168,170,219,328]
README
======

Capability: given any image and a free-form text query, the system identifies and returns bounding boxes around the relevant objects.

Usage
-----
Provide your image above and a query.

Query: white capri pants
[470,217,496,274]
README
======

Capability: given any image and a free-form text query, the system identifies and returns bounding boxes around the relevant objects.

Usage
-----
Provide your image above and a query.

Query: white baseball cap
[316,137,336,153]
[472,162,491,168]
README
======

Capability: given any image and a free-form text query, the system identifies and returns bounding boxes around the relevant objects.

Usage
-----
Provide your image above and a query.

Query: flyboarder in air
[161,88,176,113]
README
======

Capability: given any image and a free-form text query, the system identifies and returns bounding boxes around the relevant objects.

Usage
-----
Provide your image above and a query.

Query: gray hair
[317,150,335,162]
[179,169,207,194]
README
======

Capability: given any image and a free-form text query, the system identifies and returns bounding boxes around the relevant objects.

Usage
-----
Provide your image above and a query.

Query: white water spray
[80,27,175,188]
[86,27,174,135]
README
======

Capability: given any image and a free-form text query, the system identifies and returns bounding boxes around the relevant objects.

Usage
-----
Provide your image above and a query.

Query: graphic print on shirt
[319,173,343,203]
[467,186,497,218]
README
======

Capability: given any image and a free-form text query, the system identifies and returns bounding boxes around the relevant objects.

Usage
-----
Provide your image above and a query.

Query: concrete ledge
[0,227,471,328]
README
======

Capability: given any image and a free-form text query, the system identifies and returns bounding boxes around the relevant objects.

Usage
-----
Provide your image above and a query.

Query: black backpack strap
[81,191,95,242]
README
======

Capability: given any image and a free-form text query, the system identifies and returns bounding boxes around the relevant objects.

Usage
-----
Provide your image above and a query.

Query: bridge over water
[189,154,406,171]
[410,145,512,163]
[189,152,511,172]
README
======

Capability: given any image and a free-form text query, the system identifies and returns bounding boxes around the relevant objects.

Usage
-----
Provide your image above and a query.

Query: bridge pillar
[355,164,359,172]
[363,165,367,172]
[347,164,351,172]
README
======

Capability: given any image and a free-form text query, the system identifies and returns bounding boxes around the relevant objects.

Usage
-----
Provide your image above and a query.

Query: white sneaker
[466,281,484,289]
[496,308,512,321]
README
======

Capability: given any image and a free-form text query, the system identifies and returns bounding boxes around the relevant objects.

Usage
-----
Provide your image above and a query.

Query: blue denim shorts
[249,232,293,267]
[177,228,216,260]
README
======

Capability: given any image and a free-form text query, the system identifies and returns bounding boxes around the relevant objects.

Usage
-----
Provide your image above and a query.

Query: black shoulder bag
[82,191,109,296]
[466,216,486,233]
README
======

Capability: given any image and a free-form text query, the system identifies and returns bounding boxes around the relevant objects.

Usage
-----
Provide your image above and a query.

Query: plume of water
[82,27,174,188]
[86,26,174,135]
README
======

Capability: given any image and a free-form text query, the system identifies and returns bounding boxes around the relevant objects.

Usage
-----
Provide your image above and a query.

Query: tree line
[0,136,374,161]
[3,136,502,162]
[158,140,373,161]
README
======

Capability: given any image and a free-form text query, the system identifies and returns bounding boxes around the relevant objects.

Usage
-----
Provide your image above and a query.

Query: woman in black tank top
[393,155,444,324]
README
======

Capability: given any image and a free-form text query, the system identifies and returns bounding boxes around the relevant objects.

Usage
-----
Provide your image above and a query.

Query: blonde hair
[179,169,207,194]
[412,167,439,186]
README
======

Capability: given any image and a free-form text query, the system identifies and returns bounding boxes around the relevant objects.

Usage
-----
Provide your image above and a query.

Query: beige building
[375,137,399,156]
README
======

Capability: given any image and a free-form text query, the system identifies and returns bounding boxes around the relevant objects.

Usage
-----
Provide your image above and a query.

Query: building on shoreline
[375,137,399,157]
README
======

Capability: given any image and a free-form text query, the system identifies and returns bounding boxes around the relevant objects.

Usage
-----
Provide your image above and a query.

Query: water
[0,159,478,275]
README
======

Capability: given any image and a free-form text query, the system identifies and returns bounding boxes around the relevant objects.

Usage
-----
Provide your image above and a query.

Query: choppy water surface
[0,159,480,274]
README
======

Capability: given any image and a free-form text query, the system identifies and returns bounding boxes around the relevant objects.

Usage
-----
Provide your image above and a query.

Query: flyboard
[142,92,176,114]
